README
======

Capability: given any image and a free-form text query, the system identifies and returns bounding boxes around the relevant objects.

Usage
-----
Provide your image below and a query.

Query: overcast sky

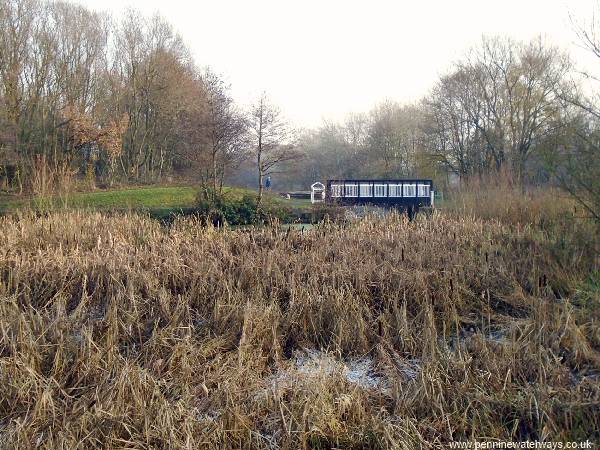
[75,0,598,128]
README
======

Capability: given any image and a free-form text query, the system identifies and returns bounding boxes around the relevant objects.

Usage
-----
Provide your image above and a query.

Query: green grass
[0,186,199,214]
[68,186,197,209]
[0,185,312,216]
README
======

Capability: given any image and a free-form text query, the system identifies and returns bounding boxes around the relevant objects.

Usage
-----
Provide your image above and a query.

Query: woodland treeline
[286,38,596,194]
[1,0,600,218]
[0,0,271,195]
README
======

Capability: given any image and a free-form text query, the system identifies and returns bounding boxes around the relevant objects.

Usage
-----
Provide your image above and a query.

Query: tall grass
[28,155,78,209]
[444,178,600,276]
[0,201,598,448]
[443,174,596,231]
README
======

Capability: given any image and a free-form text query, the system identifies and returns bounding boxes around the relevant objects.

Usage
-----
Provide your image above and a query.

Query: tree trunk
[256,144,264,212]
[212,150,218,193]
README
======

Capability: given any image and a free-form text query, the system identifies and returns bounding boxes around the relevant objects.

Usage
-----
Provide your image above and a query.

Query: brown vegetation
[0,188,598,448]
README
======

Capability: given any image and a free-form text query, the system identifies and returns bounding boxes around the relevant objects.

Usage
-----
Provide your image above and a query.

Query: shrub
[195,188,292,225]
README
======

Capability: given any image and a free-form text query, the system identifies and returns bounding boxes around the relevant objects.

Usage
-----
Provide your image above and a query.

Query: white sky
[75,0,598,128]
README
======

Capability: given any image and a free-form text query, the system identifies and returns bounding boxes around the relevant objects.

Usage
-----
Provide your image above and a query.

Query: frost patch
[392,356,421,381]
[294,349,385,390]
[262,349,421,398]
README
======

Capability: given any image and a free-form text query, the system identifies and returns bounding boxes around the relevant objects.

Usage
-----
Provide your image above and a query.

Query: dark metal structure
[311,179,434,210]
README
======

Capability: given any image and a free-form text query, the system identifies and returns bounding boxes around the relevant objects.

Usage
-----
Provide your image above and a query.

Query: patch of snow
[261,349,421,398]
[345,357,382,390]
[392,356,421,381]
[294,349,339,376]
[293,349,386,391]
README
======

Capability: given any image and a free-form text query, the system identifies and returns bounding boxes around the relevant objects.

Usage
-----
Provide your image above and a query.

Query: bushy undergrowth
[0,203,599,448]
[195,189,293,225]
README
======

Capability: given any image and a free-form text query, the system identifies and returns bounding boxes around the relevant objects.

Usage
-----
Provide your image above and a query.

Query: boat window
[344,184,358,197]
[359,183,373,197]
[417,184,430,197]
[403,184,416,197]
[389,184,402,197]
[331,184,342,197]
[374,184,387,197]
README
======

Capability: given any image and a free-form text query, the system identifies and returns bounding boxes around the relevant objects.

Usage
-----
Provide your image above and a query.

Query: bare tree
[422,68,490,178]
[175,69,248,196]
[0,0,235,191]
[539,3,600,222]
[112,10,195,182]
[366,101,423,177]
[422,36,570,182]
[0,0,47,167]
[200,69,248,194]
[247,92,299,209]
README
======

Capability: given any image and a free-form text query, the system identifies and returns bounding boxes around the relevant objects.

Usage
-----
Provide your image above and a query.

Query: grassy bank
[0,185,314,222]
[0,187,598,448]
[0,185,197,211]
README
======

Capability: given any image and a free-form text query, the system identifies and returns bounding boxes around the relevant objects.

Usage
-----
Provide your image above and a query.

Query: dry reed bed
[0,210,598,448]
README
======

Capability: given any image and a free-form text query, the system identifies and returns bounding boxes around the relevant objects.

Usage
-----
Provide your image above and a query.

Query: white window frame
[359,183,373,197]
[403,183,416,197]
[417,183,430,198]
[344,183,358,197]
[330,184,342,198]
[389,183,402,197]
[374,184,387,197]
